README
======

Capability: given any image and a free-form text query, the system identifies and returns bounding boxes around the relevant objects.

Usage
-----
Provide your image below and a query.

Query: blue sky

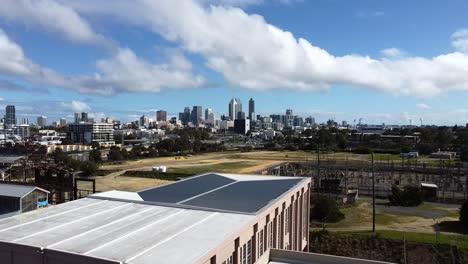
[1,0,468,125]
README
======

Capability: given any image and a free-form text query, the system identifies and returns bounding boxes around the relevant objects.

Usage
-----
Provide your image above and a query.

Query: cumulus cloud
[60,100,91,112]
[60,0,468,98]
[0,0,109,46]
[0,29,206,94]
[417,103,431,110]
[452,29,468,53]
[381,48,405,58]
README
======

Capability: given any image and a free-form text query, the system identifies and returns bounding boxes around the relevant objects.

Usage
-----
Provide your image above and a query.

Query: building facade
[37,116,47,128]
[5,105,15,128]
[249,98,255,120]
[156,110,167,122]
[229,98,242,121]
[68,122,114,146]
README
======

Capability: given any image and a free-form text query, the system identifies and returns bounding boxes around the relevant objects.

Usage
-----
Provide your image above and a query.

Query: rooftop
[93,173,305,214]
[0,173,309,264]
[0,183,49,198]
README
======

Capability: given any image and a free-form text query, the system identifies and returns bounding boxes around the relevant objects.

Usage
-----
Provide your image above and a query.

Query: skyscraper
[191,106,202,125]
[5,105,15,127]
[156,110,167,122]
[285,109,293,127]
[228,98,242,120]
[81,112,89,123]
[205,108,214,124]
[248,98,255,120]
[37,116,47,128]
[74,113,81,123]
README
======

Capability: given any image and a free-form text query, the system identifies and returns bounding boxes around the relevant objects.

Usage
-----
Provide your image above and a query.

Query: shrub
[311,195,345,223]
[388,185,423,207]
[460,200,468,226]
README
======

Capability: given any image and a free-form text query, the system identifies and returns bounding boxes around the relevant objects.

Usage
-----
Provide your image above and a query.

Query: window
[277,213,282,249]
[302,195,308,240]
[247,240,252,264]
[268,222,273,249]
[258,229,264,257]
[242,243,247,264]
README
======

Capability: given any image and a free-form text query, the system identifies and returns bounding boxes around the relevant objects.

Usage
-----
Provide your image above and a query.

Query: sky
[1,0,468,125]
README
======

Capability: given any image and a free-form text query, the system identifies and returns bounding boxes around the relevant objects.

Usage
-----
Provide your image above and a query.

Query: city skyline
[1,1,468,125]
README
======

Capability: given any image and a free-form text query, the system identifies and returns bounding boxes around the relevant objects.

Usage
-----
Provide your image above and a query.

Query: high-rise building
[234,119,250,135]
[293,116,303,127]
[205,108,214,125]
[74,113,81,123]
[59,118,67,127]
[37,116,47,128]
[156,110,167,122]
[248,98,255,120]
[5,105,15,127]
[228,98,242,120]
[237,111,246,120]
[182,107,191,125]
[285,109,293,127]
[22,117,29,125]
[81,112,88,123]
[191,106,202,125]
[139,115,149,128]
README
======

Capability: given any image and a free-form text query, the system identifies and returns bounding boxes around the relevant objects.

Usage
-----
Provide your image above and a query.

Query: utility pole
[316,146,320,195]
[372,152,376,233]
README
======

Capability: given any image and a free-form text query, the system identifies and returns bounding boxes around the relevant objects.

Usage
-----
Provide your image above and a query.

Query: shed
[420,182,438,201]
[0,183,50,219]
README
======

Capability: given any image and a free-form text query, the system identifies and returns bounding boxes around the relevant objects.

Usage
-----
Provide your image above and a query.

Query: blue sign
[37,200,48,207]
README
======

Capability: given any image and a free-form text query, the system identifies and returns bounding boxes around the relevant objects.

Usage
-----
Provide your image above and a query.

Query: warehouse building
[0,173,390,264]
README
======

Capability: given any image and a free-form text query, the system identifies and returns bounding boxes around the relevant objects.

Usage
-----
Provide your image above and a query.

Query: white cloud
[94,48,206,93]
[62,0,468,98]
[0,97,4,101]
[381,48,404,58]
[416,103,431,110]
[60,100,91,112]
[0,29,206,95]
[452,29,468,53]
[0,0,109,46]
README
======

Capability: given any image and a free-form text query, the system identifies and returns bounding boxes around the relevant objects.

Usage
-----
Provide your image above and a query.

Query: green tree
[311,196,345,223]
[108,146,123,161]
[388,185,422,207]
[89,148,102,163]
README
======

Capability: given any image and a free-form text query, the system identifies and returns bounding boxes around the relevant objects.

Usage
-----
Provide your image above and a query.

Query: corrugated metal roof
[0,183,49,198]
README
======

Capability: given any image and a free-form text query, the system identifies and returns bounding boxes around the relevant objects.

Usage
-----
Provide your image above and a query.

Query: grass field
[334,230,468,249]
[167,161,260,175]
[313,200,460,234]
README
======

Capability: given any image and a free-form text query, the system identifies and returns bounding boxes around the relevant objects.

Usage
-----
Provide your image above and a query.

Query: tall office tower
[285,109,293,127]
[248,98,255,120]
[228,98,242,120]
[184,107,191,124]
[74,113,81,123]
[81,112,89,123]
[191,106,202,125]
[139,115,149,128]
[37,116,47,128]
[5,105,15,127]
[156,110,167,122]
[205,108,214,124]
[59,118,67,127]
[237,111,246,120]
[305,117,316,126]
[22,117,29,125]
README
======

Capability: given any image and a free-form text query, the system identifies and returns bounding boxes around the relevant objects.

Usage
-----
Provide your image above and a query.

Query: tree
[311,196,345,223]
[79,161,98,176]
[89,148,102,163]
[460,200,468,227]
[108,146,123,161]
[388,185,423,207]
